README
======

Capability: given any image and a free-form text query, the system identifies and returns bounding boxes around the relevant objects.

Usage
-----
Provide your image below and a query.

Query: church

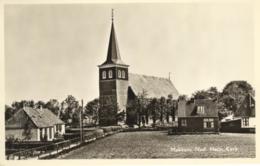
[98,11,179,126]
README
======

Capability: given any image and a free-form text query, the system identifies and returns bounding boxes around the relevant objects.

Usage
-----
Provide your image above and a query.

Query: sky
[4,3,254,105]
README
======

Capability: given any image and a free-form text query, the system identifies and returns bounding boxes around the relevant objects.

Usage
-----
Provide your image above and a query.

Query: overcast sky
[5,3,254,105]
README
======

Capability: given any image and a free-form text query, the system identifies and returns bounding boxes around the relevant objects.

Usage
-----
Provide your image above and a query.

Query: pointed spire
[111,8,114,22]
[100,9,127,66]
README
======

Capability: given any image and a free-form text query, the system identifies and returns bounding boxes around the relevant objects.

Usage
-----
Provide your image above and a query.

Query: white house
[6,107,65,141]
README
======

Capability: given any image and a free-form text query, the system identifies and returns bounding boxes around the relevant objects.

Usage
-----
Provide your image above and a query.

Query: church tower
[98,9,129,125]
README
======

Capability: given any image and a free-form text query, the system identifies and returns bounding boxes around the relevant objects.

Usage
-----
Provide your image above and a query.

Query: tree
[5,105,15,121]
[45,99,60,116]
[136,89,149,127]
[22,119,34,140]
[61,95,79,125]
[166,94,177,122]
[35,100,46,109]
[217,81,254,119]
[147,98,160,125]
[85,98,100,125]
[159,97,167,123]
[99,96,119,126]
[11,100,35,111]
[178,95,188,101]
[222,81,253,109]
[192,87,219,100]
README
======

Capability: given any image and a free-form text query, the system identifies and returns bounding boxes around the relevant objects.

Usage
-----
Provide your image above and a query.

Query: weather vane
[111,8,114,22]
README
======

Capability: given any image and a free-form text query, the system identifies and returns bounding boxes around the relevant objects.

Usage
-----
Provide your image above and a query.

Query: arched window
[122,70,125,78]
[102,71,106,79]
[108,70,113,78]
[118,70,121,78]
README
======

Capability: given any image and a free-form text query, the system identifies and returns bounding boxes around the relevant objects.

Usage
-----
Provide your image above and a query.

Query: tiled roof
[177,99,218,117]
[23,107,64,128]
[128,73,179,99]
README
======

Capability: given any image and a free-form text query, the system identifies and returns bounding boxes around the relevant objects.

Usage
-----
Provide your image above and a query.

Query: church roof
[128,73,179,99]
[100,21,127,67]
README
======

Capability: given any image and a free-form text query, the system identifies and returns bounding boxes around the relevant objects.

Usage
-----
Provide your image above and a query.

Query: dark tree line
[126,90,178,127]
[5,95,84,127]
[191,81,254,120]
[5,80,254,125]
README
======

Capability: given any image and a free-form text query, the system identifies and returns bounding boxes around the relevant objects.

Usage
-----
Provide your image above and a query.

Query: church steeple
[100,9,127,66]
[98,9,129,125]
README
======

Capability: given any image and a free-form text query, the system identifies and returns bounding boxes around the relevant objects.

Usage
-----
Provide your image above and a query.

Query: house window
[242,117,249,126]
[181,119,187,126]
[45,128,48,137]
[49,127,52,139]
[102,71,106,79]
[40,128,43,139]
[118,70,121,78]
[57,124,61,132]
[203,118,214,128]
[122,70,125,78]
[197,106,205,114]
[108,70,113,78]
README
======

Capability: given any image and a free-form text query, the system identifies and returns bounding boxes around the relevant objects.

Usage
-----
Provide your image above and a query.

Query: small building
[220,93,255,133]
[5,107,65,141]
[176,99,219,133]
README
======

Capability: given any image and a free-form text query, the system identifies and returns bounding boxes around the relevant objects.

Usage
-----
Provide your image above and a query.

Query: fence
[6,127,122,160]
[6,137,81,160]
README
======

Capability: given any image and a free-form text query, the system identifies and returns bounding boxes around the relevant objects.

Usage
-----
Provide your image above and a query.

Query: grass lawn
[59,131,255,159]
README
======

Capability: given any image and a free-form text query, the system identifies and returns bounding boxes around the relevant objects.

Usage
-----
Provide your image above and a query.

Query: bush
[101,126,122,133]
[63,133,80,140]
[83,129,104,140]
[101,127,112,133]
[93,129,104,138]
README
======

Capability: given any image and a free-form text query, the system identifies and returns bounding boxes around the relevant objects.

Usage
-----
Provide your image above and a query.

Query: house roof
[23,107,64,128]
[177,99,218,117]
[128,73,179,99]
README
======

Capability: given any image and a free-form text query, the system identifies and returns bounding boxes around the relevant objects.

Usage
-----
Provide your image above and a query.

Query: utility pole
[79,99,83,143]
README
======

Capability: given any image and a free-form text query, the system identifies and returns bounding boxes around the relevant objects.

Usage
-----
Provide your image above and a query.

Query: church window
[122,70,125,78]
[102,71,106,79]
[108,70,113,78]
[118,70,121,78]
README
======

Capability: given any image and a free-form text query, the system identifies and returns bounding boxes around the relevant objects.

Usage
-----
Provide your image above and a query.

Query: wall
[249,117,256,128]
[116,79,128,113]
[6,128,38,141]
[178,117,219,132]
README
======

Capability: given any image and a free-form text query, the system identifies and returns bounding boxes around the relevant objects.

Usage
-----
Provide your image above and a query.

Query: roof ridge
[129,72,170,80]
[23,107,64,128]
[22,107,39,128]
